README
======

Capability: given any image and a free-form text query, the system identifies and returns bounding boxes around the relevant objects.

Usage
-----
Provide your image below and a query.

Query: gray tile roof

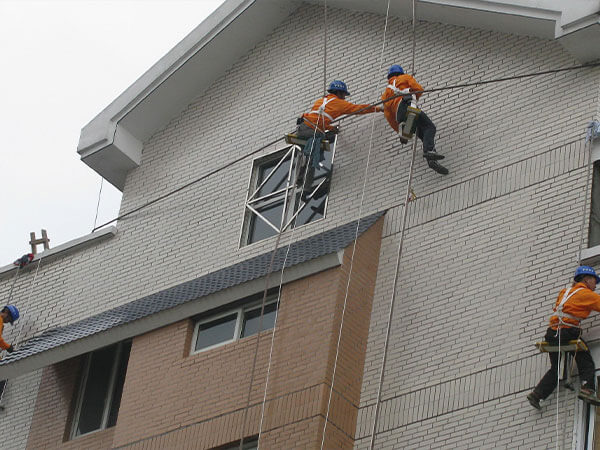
[0,211,384,367]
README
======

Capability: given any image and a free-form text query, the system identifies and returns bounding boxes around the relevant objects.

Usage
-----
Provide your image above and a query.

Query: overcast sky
[0,0,224,264]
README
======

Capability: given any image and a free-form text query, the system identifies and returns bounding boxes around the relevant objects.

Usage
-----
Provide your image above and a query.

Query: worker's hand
[376,106,384,112]
[6,345,14,353]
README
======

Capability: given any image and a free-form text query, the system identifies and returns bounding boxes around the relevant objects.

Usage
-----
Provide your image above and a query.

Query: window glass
[256,157,290,198]
[75,345,116,436]
[248,200,283,244]
[195,313,238,351]
[221,437,258,449]
[589,162,600,247]
[72,341,131,438]
[107,341,132,427]
[0,379,6,403]
[241,303,277,338]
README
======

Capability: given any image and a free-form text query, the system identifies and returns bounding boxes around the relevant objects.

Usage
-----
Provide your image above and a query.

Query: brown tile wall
[25,216,383,449]
[26,356,116,450]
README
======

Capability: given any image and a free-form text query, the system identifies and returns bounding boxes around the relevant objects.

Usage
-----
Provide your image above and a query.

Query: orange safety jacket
[549,282,600,329]
[0,320,10,351]
[381,74,424,133]
[302,94,378,132]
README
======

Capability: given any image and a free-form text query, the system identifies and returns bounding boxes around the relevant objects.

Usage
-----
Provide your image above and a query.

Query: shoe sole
[423,153,445,161]
[527,395,541,410]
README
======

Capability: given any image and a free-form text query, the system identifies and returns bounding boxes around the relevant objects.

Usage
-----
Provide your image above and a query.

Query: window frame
[239,141,336,247]
[573,341,600,449]
[70,341,130,439]
[190,296,278,356]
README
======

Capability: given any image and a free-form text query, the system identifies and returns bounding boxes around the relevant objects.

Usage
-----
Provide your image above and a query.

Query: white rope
[323,0,327,97]
[552,131,594,447]
[369,1,418,447]
[255,2,336,444]
[255,99,334,448]
[5,266,21,304]
[319,0,391,447]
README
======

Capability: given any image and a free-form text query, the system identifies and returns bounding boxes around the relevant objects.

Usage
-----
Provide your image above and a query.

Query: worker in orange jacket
[296,80,382,190]
[0,305,19,354]
[382,65,448,175]
[527,266,600,410]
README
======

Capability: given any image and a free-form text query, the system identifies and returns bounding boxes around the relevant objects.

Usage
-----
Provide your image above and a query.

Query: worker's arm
[338,99,381,115]
[581,289,600,313]
[0,335,11,351]
[408,76,424,100]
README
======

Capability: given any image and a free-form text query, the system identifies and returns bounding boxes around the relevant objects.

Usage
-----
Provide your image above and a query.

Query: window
[218,437,258,449]
[71,341,131,438]
[589,162,600,248]
[242,140,335,245]
[192,296,278,353]
[573,342,600,449]
[0,379,6,408]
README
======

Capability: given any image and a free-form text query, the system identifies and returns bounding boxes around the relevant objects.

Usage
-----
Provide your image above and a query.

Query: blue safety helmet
[388,64,404,78]
[327,80,350,96]
[574,266,600,283]
[3,305,19,324]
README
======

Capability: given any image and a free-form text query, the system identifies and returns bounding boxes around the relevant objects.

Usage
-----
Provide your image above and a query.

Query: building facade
[1,0,600,448]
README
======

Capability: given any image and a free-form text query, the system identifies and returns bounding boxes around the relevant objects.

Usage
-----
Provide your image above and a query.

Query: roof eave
[77,0,300,190]
[0,250,343,380]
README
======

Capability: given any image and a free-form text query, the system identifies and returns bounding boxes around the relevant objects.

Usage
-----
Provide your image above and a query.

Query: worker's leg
[416,111,437,154]
[533,327,580,399]
[534,352,560,399]
[575,339,596,390]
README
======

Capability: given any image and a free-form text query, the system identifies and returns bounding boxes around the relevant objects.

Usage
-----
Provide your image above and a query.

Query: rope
[552,131,594,447]
[323,0,327,97]
[577,132,594,266]
[319,0,391,447]
[93,177,104,230]
[369,2,418,447]
[334,62,600,122]
[91,62,600,233]
[246,96,328,449]
[14,257,44,349]
[6,267,21,305]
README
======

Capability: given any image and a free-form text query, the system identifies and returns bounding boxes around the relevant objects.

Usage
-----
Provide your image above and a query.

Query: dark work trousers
[396,99,436,153]
[296,123,325,169]
[534,327,596,399]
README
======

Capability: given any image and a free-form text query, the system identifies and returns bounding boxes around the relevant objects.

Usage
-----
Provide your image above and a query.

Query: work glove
[376,106,384,112]
[6,345,14,353]
[330,126,340,134]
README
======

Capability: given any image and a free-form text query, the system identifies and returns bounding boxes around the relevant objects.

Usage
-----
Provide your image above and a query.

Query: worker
[296,80,383,190]
[527,266,600,410]
[0,305,19,354]
[13,253,33,268]
[381,65,448,175]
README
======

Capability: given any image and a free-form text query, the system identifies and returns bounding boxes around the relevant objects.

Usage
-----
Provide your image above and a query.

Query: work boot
[427,160,449,175]
[423,150,445,161]
[399,137,409,145]
[526,392,541,410]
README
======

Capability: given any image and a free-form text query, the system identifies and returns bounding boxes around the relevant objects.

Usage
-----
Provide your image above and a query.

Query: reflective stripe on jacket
[382,74,424,132]
[549,282,600,329]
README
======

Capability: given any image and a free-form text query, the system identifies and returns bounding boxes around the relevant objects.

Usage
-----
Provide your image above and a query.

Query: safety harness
[553,285,583,329]
[308,96,334,122]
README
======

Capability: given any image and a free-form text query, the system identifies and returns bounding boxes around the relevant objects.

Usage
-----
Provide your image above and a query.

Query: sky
[0,0,224,264]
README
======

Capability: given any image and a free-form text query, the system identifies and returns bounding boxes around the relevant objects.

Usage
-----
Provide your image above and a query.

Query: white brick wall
[0,4,598,447]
